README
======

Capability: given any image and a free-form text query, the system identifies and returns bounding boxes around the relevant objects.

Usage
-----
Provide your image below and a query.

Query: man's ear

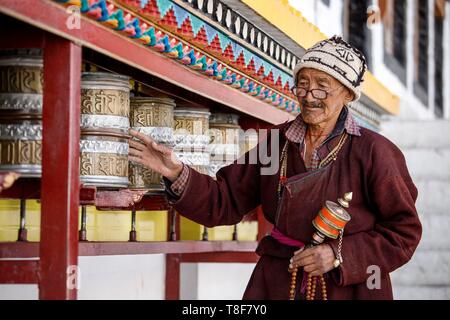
[344,88,354,104]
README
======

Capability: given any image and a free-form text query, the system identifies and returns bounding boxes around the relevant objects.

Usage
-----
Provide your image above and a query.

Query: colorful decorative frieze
[54,0,301,114]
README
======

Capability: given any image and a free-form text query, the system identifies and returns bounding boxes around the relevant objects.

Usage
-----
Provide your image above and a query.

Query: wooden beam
[39,33,81,300]
[0,241,258,258]
[0,260,39,284]
[165,254,180,300]
[180,252,259,263]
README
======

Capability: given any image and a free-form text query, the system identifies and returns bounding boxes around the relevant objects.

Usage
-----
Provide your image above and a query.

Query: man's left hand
[289,244,336,276]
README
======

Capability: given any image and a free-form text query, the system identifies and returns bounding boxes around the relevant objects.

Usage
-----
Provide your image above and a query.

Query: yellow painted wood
[241,0,400,115]
[0,200,41,242]
[236,221,258,241]
[362,72,400,114]
[0,200,167,242]
[179,216,258,241]
[80,209,168,242]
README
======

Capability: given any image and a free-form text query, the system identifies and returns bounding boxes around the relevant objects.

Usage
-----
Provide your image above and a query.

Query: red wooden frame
[39,33,82,300]
[0,260,39,284]
[0,241,258,258]
[0,1,276,300]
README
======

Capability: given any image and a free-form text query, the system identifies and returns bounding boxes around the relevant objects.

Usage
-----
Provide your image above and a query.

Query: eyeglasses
[290,85,343,100]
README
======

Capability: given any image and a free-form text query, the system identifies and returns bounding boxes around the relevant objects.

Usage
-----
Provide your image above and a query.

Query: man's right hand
[128,129,184,182]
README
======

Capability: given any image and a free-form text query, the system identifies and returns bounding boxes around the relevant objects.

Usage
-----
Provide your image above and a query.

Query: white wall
[180,263,256,300]
[77,254,166,300]
[0,254,166,300]
[288,0,344,37]
[0,257,256,300]
[0,284,38,300]
[288,0,316,25]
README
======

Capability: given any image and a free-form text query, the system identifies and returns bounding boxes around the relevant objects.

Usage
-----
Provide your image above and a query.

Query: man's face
[295,68,353,126]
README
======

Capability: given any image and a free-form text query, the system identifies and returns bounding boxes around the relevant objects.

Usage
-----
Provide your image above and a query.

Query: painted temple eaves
[54,0,399,129]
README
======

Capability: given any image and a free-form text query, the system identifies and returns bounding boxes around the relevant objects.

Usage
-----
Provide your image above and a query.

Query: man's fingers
[303,264,318,274]
[128,155,144,165]
[293,255,315,268]
[129,139,146,151]
[308,268,324,277]
[129,129,155,146]
[152,141,171,155]
[128,148,143,157]
[296,247,315,259]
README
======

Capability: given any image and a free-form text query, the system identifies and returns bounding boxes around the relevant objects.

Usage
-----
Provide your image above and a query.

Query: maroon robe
[168,121,422,300]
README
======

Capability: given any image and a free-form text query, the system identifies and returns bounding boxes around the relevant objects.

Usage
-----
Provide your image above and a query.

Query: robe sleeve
[328,136,422,287]
[167,147,262,227]
[169,164,190,196]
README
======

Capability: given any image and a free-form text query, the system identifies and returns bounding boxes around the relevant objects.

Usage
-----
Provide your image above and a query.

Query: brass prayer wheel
[0,49,43,177]
[208,113,241,176]
[80,72,131,188]
[129,97,175,190]
[174,108,210,175]
[311,192,352,244]
[80,130,130,188]
[81,72,130,133]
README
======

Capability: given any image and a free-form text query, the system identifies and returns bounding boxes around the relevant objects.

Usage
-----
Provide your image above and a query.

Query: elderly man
[129,36,422,300]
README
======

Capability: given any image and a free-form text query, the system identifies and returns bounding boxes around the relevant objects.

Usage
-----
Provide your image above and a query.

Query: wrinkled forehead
[296,68,340,85]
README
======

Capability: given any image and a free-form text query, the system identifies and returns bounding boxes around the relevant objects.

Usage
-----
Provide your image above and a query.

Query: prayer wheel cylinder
[174,108,211,175]
[80,130,130,188]
[80,72,131,188]
[0,49,43,177]
[129,97,175,190]
[208,113,241,176]
[81,72,130,133]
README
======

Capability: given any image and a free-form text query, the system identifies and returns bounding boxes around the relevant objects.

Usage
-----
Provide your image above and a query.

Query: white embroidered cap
[293,35,367,101]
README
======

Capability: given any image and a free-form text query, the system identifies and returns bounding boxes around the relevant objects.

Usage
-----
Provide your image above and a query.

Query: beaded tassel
[289,267,297,300]
[305,274,327,300]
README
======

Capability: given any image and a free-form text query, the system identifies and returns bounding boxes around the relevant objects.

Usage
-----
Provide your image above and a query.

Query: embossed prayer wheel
[208,113,241,176]
[129,97,175,190]
[174,108,210,175]
[80,72,131,188]
[0,49,43,177]
[80,130,130,188]
[81,72,130,133]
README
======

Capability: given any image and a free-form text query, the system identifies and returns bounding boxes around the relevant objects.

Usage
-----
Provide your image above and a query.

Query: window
[382,0,407,83]
[393,0,406,66]
[413,0,429,105]
[345,0,371,68]
[434,2,444,117]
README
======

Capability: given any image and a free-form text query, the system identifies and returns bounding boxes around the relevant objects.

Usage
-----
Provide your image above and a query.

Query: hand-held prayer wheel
[289,192,352,301]
[311,192,352,245]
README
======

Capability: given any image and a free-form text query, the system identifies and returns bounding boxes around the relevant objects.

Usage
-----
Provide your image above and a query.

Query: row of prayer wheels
[0,50,259,191]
